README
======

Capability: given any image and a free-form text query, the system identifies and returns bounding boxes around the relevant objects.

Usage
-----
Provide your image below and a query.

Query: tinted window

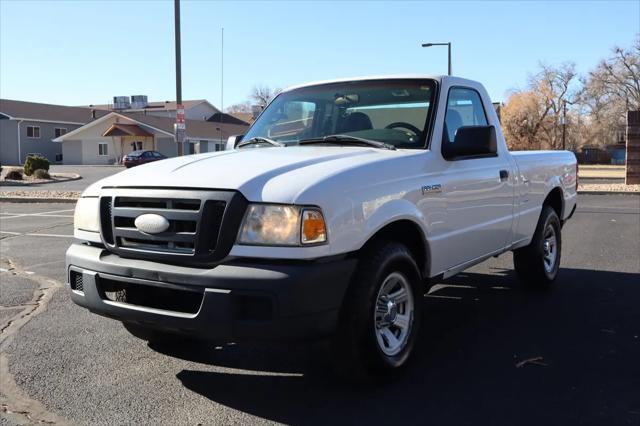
[444,87,487,142]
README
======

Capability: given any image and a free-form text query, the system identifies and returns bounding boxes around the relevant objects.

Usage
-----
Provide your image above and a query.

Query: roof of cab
[281,74,447,93]
[280,75,486,94]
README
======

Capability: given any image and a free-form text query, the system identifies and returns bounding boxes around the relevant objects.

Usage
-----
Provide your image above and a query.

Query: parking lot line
[0,209,75,219]
[1,214,74,219]
[0,231,73,238]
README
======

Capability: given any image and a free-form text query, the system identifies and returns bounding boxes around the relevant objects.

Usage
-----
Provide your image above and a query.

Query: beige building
[54,111,249,165]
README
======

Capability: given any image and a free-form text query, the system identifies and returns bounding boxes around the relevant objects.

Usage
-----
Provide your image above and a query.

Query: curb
[578,191,640,195]
[579,176,625,181]
[0,197,78,203]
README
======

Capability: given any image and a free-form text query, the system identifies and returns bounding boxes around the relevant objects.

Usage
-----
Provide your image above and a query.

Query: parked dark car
[122,150,166,168]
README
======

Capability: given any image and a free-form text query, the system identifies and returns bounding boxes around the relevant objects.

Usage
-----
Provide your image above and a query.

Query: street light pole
[562,100,567,151]
[447,42,451,76]
[561,99,575,151]
[174,0,183,156]
[422,42,452,76]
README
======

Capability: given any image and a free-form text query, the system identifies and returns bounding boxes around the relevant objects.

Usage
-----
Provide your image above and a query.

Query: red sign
[176,104,186,130]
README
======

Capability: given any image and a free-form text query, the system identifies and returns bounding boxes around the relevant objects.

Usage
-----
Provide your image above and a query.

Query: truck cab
[68,75,577,381]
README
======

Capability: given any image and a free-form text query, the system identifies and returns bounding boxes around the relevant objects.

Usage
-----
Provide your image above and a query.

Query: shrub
[33,169,51,179]
[24,155,50,176]
[5,169,23,180]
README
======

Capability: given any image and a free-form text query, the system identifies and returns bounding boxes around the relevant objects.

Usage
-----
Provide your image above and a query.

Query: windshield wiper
[298,134,396,150]
[237,137,284,148]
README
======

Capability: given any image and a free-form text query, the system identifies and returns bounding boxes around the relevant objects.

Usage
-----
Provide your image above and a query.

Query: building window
[54,128,67,138]
[98,143,108,156]
[214,143,224,151]
[617,130,626,144]
[26,126,40,138]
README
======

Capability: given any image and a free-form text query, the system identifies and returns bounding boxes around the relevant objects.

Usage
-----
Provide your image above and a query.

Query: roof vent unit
[131,95,148,109]
[113,96,131,110]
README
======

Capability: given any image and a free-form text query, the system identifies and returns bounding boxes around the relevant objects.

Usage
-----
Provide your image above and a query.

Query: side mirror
[226,134,245,150]
[444,125,497,160]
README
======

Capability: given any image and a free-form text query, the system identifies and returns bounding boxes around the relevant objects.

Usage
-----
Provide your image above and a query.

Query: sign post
[175,104,186,148]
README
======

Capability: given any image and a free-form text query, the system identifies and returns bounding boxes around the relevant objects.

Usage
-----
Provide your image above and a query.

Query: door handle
[499,170,509,181]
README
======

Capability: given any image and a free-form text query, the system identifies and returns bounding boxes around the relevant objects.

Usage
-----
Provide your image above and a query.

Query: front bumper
[66,243,357,341]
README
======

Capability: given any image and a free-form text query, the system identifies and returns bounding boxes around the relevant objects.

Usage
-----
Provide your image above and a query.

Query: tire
[513,206,562,288]
[331,241,422,383]
[122,322,198,346]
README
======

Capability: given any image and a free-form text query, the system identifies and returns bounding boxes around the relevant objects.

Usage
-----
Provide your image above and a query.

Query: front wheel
[513,206,562,288]
[331,241,422,383]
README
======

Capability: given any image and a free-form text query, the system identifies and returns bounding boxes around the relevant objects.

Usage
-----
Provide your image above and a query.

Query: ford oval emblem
[134,213,170,234]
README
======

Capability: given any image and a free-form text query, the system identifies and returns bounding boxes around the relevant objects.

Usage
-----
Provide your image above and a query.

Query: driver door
[437,87,514,271]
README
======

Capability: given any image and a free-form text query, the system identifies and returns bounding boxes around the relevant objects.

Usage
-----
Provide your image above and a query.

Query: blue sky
[1,0,638,108]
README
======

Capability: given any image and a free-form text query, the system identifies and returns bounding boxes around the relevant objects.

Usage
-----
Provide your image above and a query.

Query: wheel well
[360,220,429,278]
[544,187,564,218]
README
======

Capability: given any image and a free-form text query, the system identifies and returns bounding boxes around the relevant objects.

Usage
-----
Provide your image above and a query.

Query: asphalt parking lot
[1,194,639,425]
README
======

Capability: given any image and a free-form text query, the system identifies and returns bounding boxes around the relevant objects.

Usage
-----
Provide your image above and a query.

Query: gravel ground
[0,190,81,199]
[578,183,640,192]
[0,173,79,186]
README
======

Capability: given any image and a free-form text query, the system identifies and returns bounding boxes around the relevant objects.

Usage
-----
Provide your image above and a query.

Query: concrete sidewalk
[579,165,625,179]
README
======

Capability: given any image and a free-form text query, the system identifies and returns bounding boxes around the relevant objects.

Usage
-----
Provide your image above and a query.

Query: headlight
[74,197,100,233]
[237,204,327,246]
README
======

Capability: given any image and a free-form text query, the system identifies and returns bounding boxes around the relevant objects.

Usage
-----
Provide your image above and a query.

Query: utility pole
[561,99,575,151]
[174,0,184,156]
[562,100,567,151]
[220,27,224,145]
[422,42,452,76]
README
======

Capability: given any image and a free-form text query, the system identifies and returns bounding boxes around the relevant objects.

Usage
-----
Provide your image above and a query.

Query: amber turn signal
[301,209,327,244]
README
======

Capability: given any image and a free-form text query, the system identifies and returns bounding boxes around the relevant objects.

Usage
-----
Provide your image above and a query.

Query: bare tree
[577,36,640,148]
[587,36,640,111]
[250,85,282,107]
[501,62,579,150]
[226,102,252,113]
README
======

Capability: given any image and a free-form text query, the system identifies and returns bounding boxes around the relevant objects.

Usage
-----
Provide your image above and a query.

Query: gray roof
[87,99,211,112]
[120,112,249,140]
[0,98,108,124]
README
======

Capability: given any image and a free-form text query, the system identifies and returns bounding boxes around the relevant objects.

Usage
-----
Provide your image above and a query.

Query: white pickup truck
[68,75,577,381]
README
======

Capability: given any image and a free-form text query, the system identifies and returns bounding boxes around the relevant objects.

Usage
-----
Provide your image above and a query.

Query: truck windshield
[242,79,437,149]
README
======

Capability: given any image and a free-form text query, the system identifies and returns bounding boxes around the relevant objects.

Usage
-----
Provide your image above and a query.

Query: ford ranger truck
[67,76,577,381]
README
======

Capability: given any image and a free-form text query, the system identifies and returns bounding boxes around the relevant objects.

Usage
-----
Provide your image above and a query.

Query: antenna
[220,27,224,146]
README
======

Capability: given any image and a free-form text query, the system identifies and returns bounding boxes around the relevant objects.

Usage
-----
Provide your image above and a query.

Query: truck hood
[90,146,404,203]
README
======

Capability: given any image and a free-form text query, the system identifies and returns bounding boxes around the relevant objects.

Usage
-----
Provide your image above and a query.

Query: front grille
[100,198,114,245]
[112,196,207,255]
[99,189,247,266]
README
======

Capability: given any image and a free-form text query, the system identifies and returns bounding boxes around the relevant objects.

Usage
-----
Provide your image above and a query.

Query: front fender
[358,198,429,251]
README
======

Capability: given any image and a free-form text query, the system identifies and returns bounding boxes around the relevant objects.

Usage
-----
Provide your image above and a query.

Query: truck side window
[444,87,488,142]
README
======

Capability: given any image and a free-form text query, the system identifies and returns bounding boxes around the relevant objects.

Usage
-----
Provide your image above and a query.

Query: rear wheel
[513,206,562,288]
[331,241,422,383]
